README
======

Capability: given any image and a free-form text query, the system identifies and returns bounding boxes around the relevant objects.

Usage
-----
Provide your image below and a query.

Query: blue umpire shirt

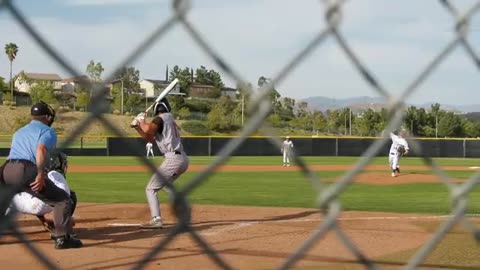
[7,120,57,164]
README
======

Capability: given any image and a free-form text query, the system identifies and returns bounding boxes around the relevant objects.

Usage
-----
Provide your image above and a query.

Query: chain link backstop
[1,0,480,269]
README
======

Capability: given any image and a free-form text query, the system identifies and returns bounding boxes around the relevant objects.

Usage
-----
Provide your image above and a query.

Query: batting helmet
[31,101,56,127]
[48,152,68,175]
[153,97,171,115]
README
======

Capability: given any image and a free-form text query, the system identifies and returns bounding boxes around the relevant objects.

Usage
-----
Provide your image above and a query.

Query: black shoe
[54,235,83,249]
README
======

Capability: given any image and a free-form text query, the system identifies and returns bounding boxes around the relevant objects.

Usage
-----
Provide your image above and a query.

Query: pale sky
[1,0,480,105]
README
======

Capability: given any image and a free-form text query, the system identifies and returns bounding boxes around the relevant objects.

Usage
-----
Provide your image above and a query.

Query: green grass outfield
[32,156,479,214]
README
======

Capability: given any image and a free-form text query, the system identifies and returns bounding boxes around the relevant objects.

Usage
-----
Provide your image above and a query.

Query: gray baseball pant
[146,152,189,219]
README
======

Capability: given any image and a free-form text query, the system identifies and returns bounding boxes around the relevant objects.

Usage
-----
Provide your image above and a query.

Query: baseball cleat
[140,216,163,229]
[391,172,396,177]
[54,235,83,249]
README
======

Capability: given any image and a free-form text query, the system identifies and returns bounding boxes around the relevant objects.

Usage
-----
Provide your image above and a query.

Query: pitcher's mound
[326,172,466,185]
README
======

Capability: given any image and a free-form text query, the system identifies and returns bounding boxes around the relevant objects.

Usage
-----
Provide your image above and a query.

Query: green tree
[169,65,192,94]
[325,109,341,134]
[437,112,463,137]
[112,66,142,113]
[278,97,295,121]
[235,81,254,125]
[354,109,384,136]
[116,66,141,93]
[124,94,143,114]
[463,120,480,138]
[86,60,104,82]
[29,81,56,104]
[169,95,186,113]
[267,114,283,128]
[75,89,90,111]
[177,107,191,120]
[312,111,327,134]
[4,43,19,100]
[207,96,237,132]
[258,76,281,115]
[0,76,6,93]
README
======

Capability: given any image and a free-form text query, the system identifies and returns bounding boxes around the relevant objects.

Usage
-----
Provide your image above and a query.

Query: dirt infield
[0,164,476,269]
[68,164,476,173]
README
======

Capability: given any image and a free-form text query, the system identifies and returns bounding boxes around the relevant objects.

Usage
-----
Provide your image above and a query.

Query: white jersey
[282,140,294,154]
[7,171,70,216]
[155,113,184,154]
[146,142,153,150]
[389,133,409,155]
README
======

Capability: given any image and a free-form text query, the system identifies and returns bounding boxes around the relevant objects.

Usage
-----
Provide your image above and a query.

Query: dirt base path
[0,204,462,270]
[68,164,478,173]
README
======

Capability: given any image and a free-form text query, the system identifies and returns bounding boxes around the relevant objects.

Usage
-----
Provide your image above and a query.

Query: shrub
[181,120,210,135]
[184,99,213,113]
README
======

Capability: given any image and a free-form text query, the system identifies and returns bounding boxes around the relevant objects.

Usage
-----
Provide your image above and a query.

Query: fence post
[335,138,339,156]
[463,139,466,158]
[80,137,84,149]
[208,136,212,156]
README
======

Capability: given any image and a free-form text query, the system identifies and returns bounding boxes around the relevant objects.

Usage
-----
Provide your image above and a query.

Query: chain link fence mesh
[1,0,480,269]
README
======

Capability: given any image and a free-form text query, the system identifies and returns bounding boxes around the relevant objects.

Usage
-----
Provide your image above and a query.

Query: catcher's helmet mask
[49,152,68,175]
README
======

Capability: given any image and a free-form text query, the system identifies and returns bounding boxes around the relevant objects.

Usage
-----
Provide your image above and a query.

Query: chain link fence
[1,0,480,269]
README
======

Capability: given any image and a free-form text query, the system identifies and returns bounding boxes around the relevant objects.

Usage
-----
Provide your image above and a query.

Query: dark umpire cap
[31,101,55,116]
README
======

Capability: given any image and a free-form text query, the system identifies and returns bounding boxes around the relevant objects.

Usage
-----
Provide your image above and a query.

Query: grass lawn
[3,156,477,166]
[67,167,480,214]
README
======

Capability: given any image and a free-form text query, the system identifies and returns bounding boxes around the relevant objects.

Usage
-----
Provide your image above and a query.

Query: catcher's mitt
[397,145,406,156]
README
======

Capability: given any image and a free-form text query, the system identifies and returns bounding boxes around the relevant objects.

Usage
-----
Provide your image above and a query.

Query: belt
[7,159,33,164]
[174,151,181,155]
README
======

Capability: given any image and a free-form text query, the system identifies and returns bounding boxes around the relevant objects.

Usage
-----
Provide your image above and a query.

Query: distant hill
[302,96,480,113]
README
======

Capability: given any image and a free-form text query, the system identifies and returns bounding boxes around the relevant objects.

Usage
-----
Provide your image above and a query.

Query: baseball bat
[145,78,179,113]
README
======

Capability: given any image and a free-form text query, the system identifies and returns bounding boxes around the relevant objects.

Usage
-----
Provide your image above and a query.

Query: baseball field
[1,156,480,269]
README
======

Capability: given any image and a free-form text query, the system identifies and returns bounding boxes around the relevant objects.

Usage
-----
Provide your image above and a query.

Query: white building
[15,72,62,93]
[140,79,185,98]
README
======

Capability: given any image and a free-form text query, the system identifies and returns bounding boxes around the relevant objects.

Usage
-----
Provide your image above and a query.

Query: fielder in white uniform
[281,136,294,166]
[131,97,189,229]
[146,142,154,159]
[389,131,409,177]
[5,152,76,232]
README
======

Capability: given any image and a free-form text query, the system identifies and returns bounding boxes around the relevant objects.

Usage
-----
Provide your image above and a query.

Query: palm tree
[5,43,19,100]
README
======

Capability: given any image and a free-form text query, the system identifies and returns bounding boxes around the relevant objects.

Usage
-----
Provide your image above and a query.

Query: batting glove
[136,112,146,121]
[130,118,140,127]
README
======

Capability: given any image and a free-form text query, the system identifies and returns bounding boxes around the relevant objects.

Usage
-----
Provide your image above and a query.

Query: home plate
[469,167,480,170]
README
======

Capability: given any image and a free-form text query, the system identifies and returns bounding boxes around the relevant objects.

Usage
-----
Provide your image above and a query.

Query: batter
[131,97,189,229]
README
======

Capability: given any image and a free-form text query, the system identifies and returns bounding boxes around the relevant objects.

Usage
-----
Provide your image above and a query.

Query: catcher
[5,152,77,233]
[389,131,409,177]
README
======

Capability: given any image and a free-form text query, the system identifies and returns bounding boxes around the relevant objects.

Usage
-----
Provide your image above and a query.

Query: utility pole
[120,79,124,115]
[349,108,352,136]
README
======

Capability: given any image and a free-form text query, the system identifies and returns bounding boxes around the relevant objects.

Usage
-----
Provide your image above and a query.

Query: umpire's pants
[1,160,74,237]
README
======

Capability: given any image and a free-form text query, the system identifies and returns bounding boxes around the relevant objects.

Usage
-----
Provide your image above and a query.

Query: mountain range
[301,96,480,113]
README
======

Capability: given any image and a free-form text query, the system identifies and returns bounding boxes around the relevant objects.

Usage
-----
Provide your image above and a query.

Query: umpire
[1,101,82,249]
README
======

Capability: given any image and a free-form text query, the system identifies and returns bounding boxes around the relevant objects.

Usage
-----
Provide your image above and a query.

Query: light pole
[241,94,244,126]
[349,108,352,136]
[120,79,124,115]
[236,90,245,126]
